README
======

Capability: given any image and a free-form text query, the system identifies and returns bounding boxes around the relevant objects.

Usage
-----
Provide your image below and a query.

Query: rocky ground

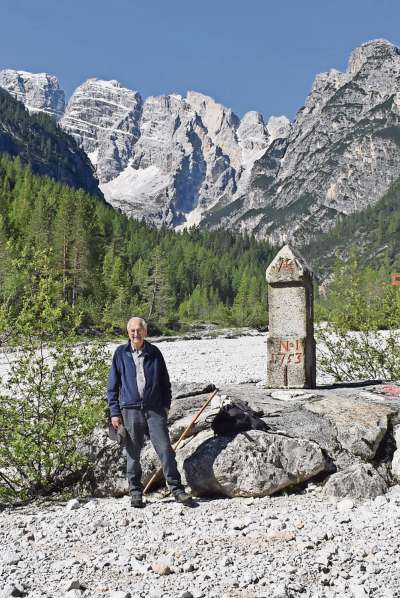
[1,331,400,598]
[1,487,399,598]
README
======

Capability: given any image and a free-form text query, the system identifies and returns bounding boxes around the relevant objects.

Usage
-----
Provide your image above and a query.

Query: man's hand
[111,416,122,429]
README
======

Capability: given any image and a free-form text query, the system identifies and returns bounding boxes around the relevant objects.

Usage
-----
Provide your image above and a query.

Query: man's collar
[124,340,150,355]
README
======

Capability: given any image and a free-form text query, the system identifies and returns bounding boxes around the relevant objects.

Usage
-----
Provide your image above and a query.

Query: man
[107,317,191,507]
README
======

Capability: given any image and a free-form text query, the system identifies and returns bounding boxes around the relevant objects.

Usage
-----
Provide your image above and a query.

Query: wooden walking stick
[143,388,218,494]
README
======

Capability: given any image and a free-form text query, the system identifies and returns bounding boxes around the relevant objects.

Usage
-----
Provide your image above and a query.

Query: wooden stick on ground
[143,388,218,495]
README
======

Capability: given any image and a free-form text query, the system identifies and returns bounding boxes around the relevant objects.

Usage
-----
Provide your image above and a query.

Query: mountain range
[1,38,400,246]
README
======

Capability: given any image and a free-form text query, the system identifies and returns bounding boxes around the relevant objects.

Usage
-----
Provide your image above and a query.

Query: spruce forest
[0,155,274,334]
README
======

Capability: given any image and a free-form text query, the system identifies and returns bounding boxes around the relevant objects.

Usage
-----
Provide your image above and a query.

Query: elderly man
[107,317,191,507]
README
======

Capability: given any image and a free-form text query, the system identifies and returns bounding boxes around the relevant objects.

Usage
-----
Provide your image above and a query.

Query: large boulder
[82,427,159,497]
[183,430,327,497]
[77,385,400,500]
[305,396,394,459]
[323,463,388,499]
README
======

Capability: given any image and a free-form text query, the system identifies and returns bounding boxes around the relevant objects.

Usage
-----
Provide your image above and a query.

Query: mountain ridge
[1,38,399,245]
[0,87,102,196]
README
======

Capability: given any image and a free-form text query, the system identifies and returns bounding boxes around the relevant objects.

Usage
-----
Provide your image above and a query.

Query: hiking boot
[130,491,144,508]
[173,489,192,505]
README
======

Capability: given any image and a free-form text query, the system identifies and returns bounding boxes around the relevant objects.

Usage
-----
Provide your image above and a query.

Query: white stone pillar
[265,245,316,389]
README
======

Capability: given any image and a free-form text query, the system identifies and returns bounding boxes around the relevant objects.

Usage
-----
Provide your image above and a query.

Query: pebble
[65,499,81,511]
[230,517,253,530]
[267,530,296,542]
[151,561,172,575]
[374,494,388,506]
[349,583,367,598]
[0,334,399,597]
[337,499,355,512]
[0,551,21,566]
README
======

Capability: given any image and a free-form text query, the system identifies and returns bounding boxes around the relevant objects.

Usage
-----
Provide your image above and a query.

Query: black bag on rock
[210,399,271,436]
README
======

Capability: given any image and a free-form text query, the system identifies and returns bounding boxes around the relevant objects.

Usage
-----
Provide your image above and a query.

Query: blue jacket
[107,340,172,417]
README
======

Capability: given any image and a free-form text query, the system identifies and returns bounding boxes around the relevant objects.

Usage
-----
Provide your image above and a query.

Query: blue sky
[1,0,399,120]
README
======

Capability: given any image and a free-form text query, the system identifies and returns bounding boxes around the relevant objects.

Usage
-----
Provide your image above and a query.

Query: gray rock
[305,396,393,459]
[323,463,388,499]
[337,498,355,511]
[350,583,367,598]
[64,581,83,592]
[391,424,400,481]
[263,405,339,456]
[60,78,143,184]
[183,430,326,497]
[66,499,80,511]
[0,550,21,565]
[169,393,214,424]
[80,426,160,497]
[0,585,26,598]
[234,39,400,246]
[171,382,216,400]
[0,69,65,119]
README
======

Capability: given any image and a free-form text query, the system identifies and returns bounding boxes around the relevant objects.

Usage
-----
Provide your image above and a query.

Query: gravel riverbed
[1,488,399,598]
[1,332,398,598]
[109,331,332,387]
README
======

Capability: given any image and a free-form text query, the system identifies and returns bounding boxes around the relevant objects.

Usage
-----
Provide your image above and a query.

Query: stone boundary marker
[265,244,316,388]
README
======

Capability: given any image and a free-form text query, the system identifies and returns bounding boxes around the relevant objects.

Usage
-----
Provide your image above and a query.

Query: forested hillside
[303,175,400,277]
[0,156,274,333]
[0,88,101,196]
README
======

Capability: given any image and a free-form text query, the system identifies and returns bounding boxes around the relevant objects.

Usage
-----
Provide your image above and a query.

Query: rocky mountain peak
[0,69,65,120]
[9,40,400,243]
[266,115,291,141]
[227,38,400,245]
[60,78,143,183]
[186,91,241,168]
[347,38,399,75]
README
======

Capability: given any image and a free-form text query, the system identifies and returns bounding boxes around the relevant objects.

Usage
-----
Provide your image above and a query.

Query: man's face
[127,319,147,349]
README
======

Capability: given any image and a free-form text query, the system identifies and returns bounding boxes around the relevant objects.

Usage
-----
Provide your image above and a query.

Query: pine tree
[144,247,174,326]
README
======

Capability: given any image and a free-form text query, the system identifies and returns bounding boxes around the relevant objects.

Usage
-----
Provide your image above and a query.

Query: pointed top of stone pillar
[266,244,314,284]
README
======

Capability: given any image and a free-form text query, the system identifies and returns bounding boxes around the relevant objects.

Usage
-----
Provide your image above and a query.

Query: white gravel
[1,332,398,598]
[1,487,399,598]
[108,331,331,387]
[109,331,268,387]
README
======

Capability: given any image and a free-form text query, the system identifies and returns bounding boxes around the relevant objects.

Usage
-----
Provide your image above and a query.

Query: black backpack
[210,399,271,436]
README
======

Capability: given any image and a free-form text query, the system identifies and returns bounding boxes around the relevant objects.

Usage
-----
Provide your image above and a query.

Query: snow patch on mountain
[100,163,171,216]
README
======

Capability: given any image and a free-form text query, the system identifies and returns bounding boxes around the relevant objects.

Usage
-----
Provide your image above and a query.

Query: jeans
[122,406,183,494]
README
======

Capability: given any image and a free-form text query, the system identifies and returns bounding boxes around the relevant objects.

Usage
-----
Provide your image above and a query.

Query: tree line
[0,155,274,333]
[0,88,99,195]
[303,174,400,276]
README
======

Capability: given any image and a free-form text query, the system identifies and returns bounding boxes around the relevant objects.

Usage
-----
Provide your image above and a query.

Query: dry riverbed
[0,330,398,598]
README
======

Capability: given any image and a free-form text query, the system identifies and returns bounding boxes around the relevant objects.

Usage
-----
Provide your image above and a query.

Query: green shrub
[316,254,400,382]
[0,251,108,504]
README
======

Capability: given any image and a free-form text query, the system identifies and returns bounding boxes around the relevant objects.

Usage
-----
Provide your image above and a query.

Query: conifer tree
[144,247,174,326]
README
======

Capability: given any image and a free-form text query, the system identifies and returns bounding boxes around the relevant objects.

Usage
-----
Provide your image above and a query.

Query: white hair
[127,317,148,332]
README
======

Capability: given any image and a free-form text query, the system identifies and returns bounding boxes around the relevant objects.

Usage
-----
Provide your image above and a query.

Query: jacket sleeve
[159,352,172,409]
[107,350,122,417]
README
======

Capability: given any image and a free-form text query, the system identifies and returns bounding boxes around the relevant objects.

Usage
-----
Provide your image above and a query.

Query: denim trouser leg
[123,408,146,493]
[122,406,183,494]
[145,407,183,494]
